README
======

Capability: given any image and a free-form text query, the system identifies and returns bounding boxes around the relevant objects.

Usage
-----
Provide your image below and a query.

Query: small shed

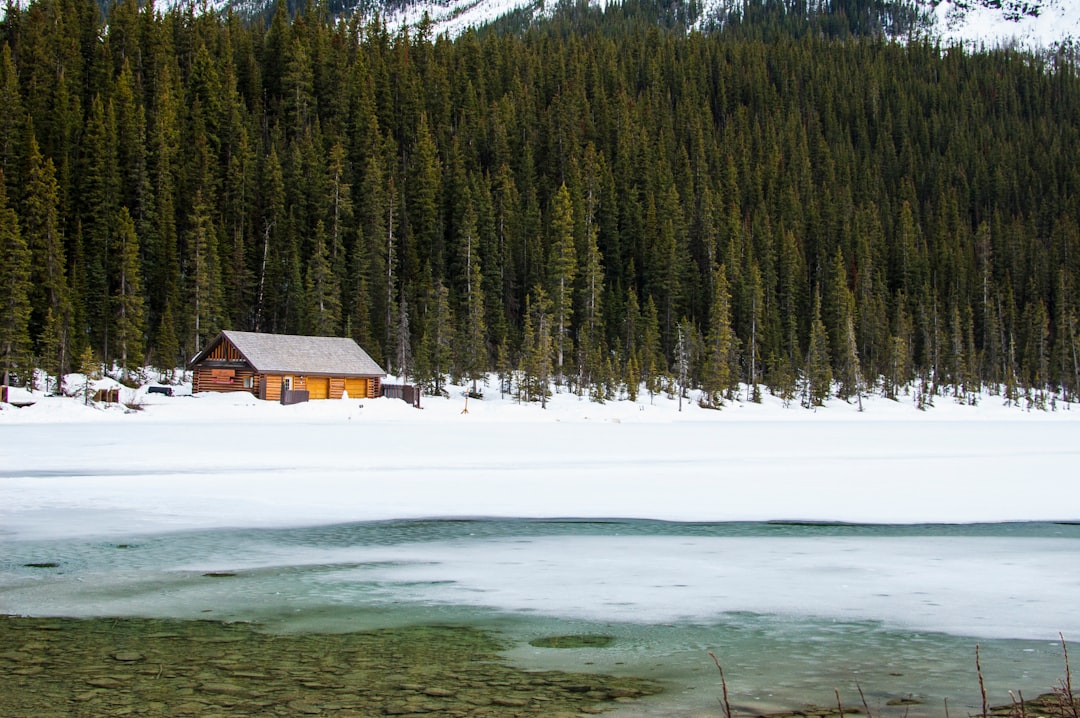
[189,331,386,401]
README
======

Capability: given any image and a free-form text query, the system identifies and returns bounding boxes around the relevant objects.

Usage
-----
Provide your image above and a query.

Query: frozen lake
[3,393,1080,716]
[3,518,1078,716]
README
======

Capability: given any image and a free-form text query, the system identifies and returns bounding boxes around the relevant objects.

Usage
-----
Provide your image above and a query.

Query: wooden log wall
[193,367,257,394]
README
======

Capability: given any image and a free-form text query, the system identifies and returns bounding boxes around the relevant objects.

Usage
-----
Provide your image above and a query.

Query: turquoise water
[2,519,1078,716]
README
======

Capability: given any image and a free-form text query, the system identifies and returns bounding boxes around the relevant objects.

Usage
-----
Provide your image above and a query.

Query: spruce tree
[0,173,32,386]
[460,255,487,394]
[522,287,553,407]
[577,217,605,393]
[78,345,99,406]
[745,261,764,402]
[154,301,180,381]
[423,277,454,395]
[186,191,223,355]
[113,207,145,379]
[548,183,576,387]
[24,131,70,389]
[304,221,342,336]
[701,264,738,408]
[0,45,25,192]
[806,293,833,407]
[79,94,120,361]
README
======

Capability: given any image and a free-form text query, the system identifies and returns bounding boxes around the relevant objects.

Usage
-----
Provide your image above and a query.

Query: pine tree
[422,277,454,395]
[79,94,120,360]
[304,221,342,335]
[548,183,576,387]
[326,141,352,270]
[24,131,70,389]
[255,147,287,334]
[806,293,833,407]
[0,45,26,192]
[641,295,663,400]
[885,295,914,400]
[495,337,512,399]
[1023,299,1050,407]
[674,317,693,412]
[701,264,738,408]
[0,173,32,385]
[577,215,605,393]
[407,114,441,279]
[1052,269,1079,401]
[521,286,553,407]
[827,248,861,400]
[186,191,223,355]
[460,254,488,394]
[745,261,764,402]
[78,345,99,406]
[112,207,145,378]
[842,314,864,410]
[393,286,413,380]
[38,306,65,393]
[114,60,151,235]
[154,301,180,381]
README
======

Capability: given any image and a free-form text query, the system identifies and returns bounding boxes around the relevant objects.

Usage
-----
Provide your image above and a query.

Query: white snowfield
[2,376,1079,541]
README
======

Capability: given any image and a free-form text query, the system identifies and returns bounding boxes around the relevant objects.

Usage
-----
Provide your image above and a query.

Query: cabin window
[283,376,293,391]
[243,376,253,389]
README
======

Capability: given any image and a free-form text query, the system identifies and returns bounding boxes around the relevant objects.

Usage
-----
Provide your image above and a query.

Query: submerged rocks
[529,634,614,649]
[0,615,662,717]
[111,651,144,662]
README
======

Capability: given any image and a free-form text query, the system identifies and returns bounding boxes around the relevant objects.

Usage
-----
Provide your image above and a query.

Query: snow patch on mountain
[923,0,1080,50]
[381,0,539,37]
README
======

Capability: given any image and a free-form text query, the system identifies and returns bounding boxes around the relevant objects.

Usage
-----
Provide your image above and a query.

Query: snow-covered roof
[191,330,386,377]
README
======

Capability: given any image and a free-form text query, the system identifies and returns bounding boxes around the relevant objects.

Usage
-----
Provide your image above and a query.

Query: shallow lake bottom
[2,519,1078,717]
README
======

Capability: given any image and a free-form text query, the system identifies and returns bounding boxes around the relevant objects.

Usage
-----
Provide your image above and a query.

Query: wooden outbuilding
[189,330,386,401]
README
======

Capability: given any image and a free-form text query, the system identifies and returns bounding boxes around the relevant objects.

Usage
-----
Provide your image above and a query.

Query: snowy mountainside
[330,0,1080,48]
[4,0,1076,51]
[6,0,1064,49]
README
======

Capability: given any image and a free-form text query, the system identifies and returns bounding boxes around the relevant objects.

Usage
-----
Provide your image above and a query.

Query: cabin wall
[253,375,381,401]
[261,375,283,402]
[194,368,382,402]
[193,367,257,395]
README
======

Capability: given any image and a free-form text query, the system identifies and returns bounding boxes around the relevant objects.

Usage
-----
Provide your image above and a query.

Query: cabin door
[344,378,368,399]
[307,377,330,400]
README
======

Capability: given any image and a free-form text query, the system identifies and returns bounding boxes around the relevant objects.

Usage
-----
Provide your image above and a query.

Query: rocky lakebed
[0,615,664,717]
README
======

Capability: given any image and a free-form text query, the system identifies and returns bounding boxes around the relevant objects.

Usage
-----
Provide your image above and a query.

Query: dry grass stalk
[1009,689,1026,718]
[1056,634,1078,718]
[977,644,990,718]
[857,680,873,718]
[708,651,733,718]
[835,688,845,718]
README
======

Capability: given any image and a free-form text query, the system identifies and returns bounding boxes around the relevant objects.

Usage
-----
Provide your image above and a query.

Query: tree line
[1,0,1079,408]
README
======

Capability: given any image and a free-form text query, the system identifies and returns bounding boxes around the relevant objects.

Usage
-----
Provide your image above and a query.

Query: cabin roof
[192,330,386,377]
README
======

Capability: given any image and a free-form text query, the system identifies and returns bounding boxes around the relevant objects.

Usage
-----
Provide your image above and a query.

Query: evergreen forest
[2,0,1080,409]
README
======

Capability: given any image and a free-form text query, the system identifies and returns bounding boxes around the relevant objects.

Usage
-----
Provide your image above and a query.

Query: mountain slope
[924,0,1080,49]
[378,0,1078,48]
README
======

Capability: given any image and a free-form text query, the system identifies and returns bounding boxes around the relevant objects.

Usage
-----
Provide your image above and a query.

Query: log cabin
[189,330,386,401]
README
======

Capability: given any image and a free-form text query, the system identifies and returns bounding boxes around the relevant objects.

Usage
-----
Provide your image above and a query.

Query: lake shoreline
[5,613,1075,718]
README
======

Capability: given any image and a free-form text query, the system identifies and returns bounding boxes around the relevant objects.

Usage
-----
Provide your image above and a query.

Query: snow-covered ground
[2,375,1079,541]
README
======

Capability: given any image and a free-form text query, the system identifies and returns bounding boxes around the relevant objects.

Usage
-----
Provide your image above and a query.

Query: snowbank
[2,376,1079,540]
